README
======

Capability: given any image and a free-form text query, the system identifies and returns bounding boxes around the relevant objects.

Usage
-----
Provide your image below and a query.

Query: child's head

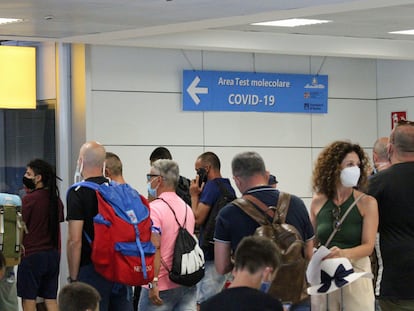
[58,282,101,311]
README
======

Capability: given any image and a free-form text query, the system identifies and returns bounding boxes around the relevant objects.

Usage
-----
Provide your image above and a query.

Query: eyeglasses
[332,206,342,231]
[146,174,161,182]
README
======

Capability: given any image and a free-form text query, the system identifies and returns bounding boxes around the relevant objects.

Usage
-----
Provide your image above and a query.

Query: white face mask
[73,159,83,183]
[340,166,360,188]
[102,161,106,178]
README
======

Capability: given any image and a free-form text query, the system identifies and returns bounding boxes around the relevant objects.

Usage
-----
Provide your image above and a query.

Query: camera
[197,168,208,187]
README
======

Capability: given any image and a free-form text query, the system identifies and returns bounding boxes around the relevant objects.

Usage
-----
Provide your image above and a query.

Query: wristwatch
[148,277,159,289]
[67,276,78,283]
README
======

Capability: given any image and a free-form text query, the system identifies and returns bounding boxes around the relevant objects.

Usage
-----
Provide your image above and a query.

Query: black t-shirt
[66,176,108,266]
[368,162,414,299]
[200,287,283,311]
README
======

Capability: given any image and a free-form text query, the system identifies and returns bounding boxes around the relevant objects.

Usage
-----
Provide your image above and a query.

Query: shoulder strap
[324,193,365,247]
[275,192,291,224]
[157,197,187,228]
[241,192,291,225]
[66,180,112,198]
[233,198,269,225]
[157,197,188,273]
[214,179,233,197]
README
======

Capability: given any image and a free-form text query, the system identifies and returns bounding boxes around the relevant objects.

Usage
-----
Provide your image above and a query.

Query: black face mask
[22,176,36,190]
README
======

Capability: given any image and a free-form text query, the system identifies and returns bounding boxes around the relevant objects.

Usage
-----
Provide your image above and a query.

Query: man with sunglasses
[368,120,414,311]
[139,159,197,311]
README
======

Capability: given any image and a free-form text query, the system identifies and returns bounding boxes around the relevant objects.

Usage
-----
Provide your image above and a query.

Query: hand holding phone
[197,168,208,187]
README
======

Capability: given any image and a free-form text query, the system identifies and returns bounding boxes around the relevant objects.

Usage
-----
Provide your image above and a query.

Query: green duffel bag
[0,193,27,267]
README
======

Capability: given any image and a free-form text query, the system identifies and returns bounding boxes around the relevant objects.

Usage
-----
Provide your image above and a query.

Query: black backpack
[159,198,205,287]
[201,180,236,251]
[176,176,192,207]
[233,192,308,305]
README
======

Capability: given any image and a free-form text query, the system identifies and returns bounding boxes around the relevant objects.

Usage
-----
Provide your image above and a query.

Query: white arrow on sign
[187,76,208,105]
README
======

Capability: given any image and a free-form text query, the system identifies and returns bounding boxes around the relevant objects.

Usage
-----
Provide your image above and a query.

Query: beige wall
[84,46,379,209]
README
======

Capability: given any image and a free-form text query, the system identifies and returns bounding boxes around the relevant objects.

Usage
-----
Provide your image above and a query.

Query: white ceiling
[2,0,414,59]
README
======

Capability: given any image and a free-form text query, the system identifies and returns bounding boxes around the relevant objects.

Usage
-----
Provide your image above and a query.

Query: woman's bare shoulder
[354,190,378,212]
[310,193,328,214]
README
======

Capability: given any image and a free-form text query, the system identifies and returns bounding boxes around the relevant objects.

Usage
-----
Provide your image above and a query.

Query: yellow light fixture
[0,45,36,109]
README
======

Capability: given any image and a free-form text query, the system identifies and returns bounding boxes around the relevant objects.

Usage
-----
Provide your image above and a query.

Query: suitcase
[0,193,27,267]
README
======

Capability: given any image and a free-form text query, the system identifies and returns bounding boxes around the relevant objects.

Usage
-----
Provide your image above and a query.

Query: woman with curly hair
[310,141,378,310]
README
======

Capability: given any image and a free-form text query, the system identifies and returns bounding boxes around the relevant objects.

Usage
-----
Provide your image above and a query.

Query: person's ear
[387,143,393,161]
[372,152,378,164]
[34,173,42,185]
[261,266,275,283]
[233,176,241,190]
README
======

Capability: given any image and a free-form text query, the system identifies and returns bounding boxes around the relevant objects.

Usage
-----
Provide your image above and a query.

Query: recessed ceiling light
[389,29,414,35]
[252,18,331,27]
[0,18,23,25]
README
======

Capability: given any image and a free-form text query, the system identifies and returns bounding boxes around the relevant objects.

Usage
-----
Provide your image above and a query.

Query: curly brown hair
[312,141,370,199]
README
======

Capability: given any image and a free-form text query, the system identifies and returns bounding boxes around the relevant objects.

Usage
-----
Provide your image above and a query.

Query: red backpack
[69,181,155,286]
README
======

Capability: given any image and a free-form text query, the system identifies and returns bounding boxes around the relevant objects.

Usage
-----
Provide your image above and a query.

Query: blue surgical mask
[259,281,271,293]
[147,181,157,198]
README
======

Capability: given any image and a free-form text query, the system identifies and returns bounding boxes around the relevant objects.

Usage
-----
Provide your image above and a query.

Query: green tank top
[316,192,363,248]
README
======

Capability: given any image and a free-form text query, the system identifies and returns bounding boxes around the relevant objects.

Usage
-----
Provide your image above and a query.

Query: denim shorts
[138,285,196,311]
[196,261,227,304]
[78,264,133,311]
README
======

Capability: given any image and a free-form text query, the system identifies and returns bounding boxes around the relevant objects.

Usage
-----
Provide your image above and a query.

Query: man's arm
[67,220,84,280]
[214,241,232,274]
[148,232,163,306]
[305,238,314,261]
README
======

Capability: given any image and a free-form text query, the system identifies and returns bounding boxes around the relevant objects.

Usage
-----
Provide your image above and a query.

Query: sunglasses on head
[332,206,342,231]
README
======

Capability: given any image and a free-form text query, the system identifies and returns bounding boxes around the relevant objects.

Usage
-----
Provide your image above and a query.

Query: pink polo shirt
[149,191,195,291]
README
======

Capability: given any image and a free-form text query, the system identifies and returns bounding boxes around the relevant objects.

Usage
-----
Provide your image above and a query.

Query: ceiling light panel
[389,29,414,35]
[0,18,23,25]
[252,18,332,27]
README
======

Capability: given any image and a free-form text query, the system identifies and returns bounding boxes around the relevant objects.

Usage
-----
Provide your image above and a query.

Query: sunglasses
[332,206,342,231]
[146,174,161,182]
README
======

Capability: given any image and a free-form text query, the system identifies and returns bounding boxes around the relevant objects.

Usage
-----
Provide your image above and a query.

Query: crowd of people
[1,118,413,311]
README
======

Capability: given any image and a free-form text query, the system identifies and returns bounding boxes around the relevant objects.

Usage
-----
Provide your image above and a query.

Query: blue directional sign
[183,70,328,113]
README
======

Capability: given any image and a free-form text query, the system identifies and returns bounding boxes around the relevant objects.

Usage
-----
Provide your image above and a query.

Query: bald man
[66,141,133,311]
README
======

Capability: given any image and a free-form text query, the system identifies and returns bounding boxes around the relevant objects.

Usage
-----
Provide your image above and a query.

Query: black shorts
[17,250,60,299]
